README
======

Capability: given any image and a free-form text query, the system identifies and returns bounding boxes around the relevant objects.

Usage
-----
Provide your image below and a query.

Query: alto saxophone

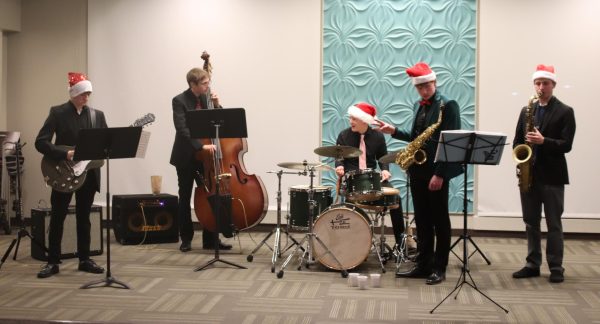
[396,101,444,170]
[513,94,539,193]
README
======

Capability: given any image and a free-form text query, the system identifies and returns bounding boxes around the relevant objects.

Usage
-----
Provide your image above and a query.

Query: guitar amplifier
[112,194,179,245]
[30,205,103,261]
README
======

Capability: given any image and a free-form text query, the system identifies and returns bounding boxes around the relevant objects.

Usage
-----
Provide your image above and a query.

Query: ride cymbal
[314,145,361,158]
[277,161,333,171]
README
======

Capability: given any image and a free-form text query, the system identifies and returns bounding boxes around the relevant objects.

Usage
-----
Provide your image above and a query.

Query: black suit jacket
[169,88,210,168]
[513,96,576,185]
[391,91,463,180]
[35,101,108,192]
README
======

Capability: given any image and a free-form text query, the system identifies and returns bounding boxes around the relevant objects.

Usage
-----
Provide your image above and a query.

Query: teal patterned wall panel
[322,0,476,213]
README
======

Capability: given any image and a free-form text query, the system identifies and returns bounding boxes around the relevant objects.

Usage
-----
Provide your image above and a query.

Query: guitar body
[40,114,155,193]
[41,145,104,193]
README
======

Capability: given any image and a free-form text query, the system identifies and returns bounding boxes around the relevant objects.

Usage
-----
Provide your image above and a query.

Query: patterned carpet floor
[1,230,600,323]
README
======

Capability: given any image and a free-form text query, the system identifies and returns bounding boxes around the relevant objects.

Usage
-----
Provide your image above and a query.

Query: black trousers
[48,172,97,264]
[411,177,451,272]
[176,163,215,246]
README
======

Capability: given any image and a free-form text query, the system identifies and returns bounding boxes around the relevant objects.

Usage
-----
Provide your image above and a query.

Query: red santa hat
[68,72,93,98]
[348,102,377,125]
[406,62,436,85]
[532,64,556,83]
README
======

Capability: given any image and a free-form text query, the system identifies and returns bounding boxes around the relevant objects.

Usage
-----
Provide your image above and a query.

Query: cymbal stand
[395,173,417,267]
[277,166,348,279]
[247,169,304,272]
[371,208,394,273]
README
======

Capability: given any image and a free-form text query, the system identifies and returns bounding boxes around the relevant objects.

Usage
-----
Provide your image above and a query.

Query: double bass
[193,51,268,236]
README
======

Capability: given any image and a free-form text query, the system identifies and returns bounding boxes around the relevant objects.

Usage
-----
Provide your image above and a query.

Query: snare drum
[355,187,400,211]
[312,204,372,270]
[288,185,332,229]
[345,169,382,202]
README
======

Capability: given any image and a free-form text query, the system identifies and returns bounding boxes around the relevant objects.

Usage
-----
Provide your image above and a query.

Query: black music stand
[430,130,508,313]
[76,126,143,290]
[186,108,247,271]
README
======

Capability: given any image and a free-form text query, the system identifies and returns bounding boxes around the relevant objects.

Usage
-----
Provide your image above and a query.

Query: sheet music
[471,132,507,165]
[435,130,507,165]
[135,130,151,158]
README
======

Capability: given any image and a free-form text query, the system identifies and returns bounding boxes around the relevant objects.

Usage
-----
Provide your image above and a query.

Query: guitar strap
[89,107,97,128]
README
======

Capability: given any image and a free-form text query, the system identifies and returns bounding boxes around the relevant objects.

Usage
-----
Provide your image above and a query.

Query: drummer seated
[335,102,405,246]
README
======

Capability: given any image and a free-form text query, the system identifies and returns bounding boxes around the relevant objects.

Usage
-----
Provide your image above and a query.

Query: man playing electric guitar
[34,72,107,278]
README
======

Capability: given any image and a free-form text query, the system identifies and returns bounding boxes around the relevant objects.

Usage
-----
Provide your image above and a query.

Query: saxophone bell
[512,144,532,164]
[414,149,427,165]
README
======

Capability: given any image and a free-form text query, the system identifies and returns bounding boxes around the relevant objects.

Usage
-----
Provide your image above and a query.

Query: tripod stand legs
[450,235,492,265]
[80,274,130,289]
[276,233,348,279]
[247,226,302,273]
[0,227,48,271]
[430,265,509,314]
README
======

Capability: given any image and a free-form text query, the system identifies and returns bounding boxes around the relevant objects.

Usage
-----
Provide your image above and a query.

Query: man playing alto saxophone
[376,62,462,285]
[512,65,576,283]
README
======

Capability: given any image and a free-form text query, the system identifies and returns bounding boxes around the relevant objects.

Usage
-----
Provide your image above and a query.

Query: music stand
[76,126,143,290]
[186,108,247,271]
[430,130,508,313]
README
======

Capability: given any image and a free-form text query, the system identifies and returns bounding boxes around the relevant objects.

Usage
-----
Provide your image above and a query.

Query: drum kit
[251,145,416,278]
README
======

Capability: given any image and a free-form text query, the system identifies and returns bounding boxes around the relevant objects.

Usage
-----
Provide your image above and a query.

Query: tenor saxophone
[395,101,444,170]
[513,94,539,193]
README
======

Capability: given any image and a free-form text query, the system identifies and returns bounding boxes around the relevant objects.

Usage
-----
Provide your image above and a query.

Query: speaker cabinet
[112,194,179,245]
[30,205,103,261]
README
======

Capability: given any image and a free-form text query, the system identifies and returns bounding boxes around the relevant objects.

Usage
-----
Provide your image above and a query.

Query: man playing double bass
[170,67,232,252]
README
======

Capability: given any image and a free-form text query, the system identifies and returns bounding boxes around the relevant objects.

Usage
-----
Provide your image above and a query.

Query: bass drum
[312,204,372,270]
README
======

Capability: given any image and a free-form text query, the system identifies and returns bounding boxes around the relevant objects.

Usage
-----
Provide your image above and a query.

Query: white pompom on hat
[68,72,93,98]
[532,64,556,83]
[406,62,436,85]
[348,102,377,125]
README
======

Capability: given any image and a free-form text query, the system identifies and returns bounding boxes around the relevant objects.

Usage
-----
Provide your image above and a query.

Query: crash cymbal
[314,145,361,158]
[379,150,401,164]
[277,161,333,171]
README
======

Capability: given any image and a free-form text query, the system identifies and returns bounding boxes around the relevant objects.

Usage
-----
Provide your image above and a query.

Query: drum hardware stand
[277,165,348,279]
[247,169,304,273]
[371,208,394,273]
[431,131,508,314]
[1,142,49,271]
[394,172,418,269]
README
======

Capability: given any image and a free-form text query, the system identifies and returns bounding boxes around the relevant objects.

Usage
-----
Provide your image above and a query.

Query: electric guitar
[41,113,155,193]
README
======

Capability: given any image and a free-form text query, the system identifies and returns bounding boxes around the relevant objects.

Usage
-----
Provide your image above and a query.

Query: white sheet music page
[135,130,151,158]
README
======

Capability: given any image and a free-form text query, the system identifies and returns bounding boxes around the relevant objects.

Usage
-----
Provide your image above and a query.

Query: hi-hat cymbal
[277,161,333,171]
[314,145,361,158]
[379,150,401,164]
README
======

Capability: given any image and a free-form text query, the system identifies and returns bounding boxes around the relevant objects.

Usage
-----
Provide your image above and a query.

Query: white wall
[5,0,600,232]
[477,0,599,222]
[87,0,323,218]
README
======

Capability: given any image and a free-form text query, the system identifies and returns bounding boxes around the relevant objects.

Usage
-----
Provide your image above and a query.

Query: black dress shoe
[395,266,430,278]
[179,241,192,252]
[512,266,540,279]
[78,259,105,274]
[203,241,233,250]
[549,270,564,283]
[426,271,446,285]
[37,263,59,279]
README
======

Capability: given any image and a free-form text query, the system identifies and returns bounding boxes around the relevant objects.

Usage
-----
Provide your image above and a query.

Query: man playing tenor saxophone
[512,64,576,283]
[376,62,462,285]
